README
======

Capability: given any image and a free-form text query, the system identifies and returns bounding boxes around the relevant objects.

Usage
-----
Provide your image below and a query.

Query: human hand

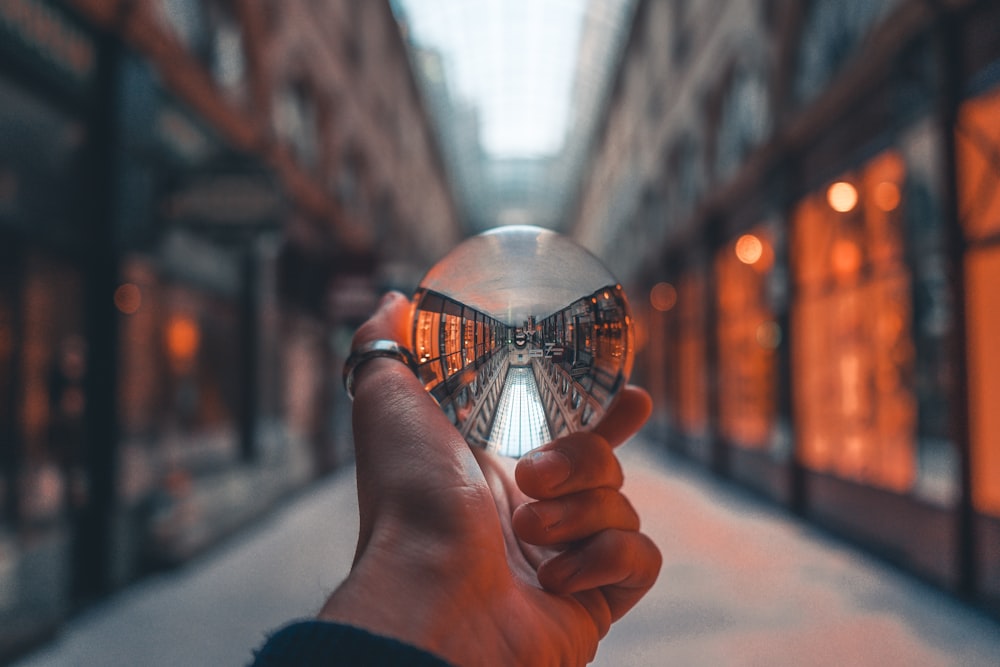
[318,292,661,666]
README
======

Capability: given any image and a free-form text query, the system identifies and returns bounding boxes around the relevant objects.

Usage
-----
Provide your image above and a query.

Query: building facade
[571,0,999,615]
[0,0,460,658]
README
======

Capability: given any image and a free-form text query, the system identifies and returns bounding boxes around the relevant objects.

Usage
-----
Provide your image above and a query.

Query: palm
[325,294,660,666]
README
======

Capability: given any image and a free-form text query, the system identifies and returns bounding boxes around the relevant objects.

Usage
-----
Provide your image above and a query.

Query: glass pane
[715,228,778,449]
[966,229,1000,516]
[791,150,917,492]
[956,84,1000,241]
[19,253,86,526]
[414,309,440,365]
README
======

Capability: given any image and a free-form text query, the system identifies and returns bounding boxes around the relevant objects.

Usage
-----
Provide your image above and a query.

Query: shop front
[0,0,105,655]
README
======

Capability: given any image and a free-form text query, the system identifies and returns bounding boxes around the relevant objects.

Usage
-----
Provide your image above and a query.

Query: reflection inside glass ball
[410,225,634,458]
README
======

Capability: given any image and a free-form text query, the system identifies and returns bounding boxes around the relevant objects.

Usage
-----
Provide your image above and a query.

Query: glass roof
[392,0,636,233]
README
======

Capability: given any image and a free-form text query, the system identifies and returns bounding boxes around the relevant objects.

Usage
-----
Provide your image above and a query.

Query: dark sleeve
[249,620,454,667]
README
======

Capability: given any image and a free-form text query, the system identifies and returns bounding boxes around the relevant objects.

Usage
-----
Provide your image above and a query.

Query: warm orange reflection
[649,282,677,312]
[960,86,1000,515]
[966,248,1000,514]
[165,315,200,370]
[831,239,862,278]
[957,83,1000,241]
[791,150,915,492]
[827,181,858,212]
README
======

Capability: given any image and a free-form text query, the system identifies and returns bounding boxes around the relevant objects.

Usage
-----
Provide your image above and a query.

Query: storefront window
[957,82,1000,516]
[463,315,475,367]
[19,253,86,526]
[791,150,916,492]
[715,228,778,449]
[443,312,463,377]
[161,284,241,470]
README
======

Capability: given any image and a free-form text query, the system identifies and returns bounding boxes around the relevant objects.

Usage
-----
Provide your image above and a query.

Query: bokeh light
[114,283,142,314]
[735,234,764,265]
[832,239,863,277]
[165,315,200,365]
[827,181,858,212]
[873,181,901,211]
[650,282,678,312]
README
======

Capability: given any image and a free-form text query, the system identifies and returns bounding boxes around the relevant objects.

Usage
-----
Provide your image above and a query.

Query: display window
[957,82,1000,516]
[442,313,463,376]
[122,276,243,474]
[463,315,475,366]
[17,253,87,526]
[414,308,441,365]
[791,150,916,492]
[715,228,778,449]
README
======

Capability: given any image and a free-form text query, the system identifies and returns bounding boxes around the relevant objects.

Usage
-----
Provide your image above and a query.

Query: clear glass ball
[410,225,634,458]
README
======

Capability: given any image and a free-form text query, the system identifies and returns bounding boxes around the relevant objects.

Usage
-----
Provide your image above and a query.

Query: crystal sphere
[410,225,634,458]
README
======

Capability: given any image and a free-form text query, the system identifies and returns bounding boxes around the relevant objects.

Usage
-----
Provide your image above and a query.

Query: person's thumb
[347,292,490,549]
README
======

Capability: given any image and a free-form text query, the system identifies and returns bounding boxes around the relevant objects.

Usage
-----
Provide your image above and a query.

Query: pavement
[12,439,1000,667]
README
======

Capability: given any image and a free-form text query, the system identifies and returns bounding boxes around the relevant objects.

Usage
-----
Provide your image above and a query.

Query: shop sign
[162,163,284,230]
[0,0,96,96]
[160,229,241,295]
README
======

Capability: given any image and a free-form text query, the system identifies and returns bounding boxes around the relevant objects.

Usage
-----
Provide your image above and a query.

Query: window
[791,150,916,491]
[207,2,247,104]
[957,82,1000,516]
[160,0,248,106]
[715,227,778,449]
[273,82,319,170]
[714,65,771,182]
[794,0,899,105]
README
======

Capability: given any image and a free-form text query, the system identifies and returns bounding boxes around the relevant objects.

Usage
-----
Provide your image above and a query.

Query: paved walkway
[14,440,1000,666]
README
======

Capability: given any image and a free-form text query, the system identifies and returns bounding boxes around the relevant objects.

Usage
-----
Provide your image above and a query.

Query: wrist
[317,547,504,666]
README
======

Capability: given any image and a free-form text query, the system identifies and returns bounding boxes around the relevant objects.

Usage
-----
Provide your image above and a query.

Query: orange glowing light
[735,234,764,265]
[114,283,142,314]
[827,181,858,212]
[873,181,901,212]
[650,282,678,312]
[831,239,862,278]
[166,315,200,363]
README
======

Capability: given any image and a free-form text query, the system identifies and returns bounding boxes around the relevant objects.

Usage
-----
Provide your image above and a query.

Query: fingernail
[526,449,572,488]
[377,291,400,308]
[526,500,565,530]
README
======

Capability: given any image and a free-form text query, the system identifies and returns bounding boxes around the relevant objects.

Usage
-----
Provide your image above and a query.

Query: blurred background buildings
[1,0,1000,660]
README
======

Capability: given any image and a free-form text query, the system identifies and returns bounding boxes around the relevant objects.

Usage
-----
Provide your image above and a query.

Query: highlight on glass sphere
[410,225,634,458]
